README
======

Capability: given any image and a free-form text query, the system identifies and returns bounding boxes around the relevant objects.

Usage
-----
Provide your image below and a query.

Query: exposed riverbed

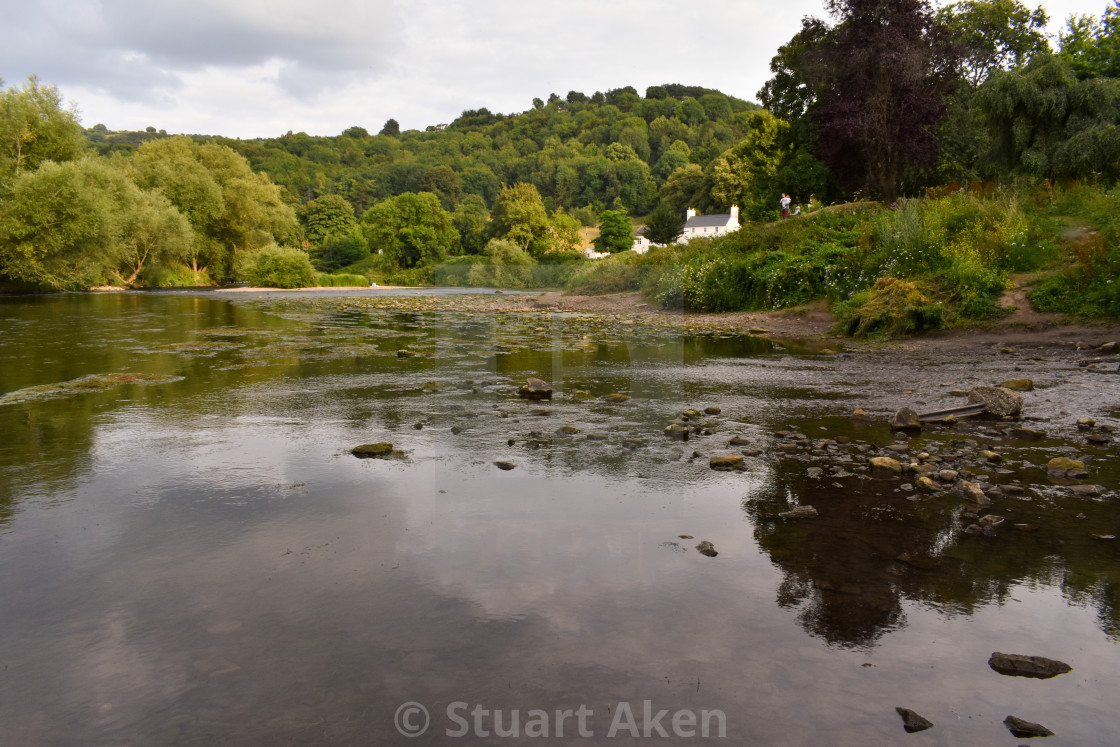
[1,289,1118,744]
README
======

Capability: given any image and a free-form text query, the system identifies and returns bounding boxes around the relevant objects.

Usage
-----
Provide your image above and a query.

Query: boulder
[961,481,991,506]
[728,436,751,446]
[696,540,718,557]
[704,406,722,415]
[351,442,394,458]
[890,407,922,430]
[1004,715,1053,738]
[895,708,933,734]
[1010,427,1045,440]
[1047,456,1086,478]
[494,461,516,471]
[664,424,690,441]
[870,456,903,475]
[988,652,1071,679]
[709,455,746,471]
[852,407,875,422]
[967,386,1023,417]
[917,476,939,492]
[1000,378,1034,391]
[601,393,630,403]
[518,377,553,400]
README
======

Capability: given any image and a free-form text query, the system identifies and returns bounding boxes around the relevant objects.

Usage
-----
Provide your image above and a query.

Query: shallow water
[1,291,1118,745]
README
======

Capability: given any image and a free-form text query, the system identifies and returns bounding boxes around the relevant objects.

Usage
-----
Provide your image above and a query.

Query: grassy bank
[556,182,1118,338]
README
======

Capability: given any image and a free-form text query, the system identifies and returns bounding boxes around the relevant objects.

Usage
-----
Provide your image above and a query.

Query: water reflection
[1,292,1119,744]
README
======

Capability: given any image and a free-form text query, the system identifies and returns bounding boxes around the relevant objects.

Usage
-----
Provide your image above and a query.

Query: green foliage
[465,239,536,288]
[1059,2,1120,79]
[489,183,551,255]
[298,194,357,246]
[241,244,316,288]
[0,157,194,289]
[593,209,634,253]
[361,192,457,268]
[131,136,298,281]
[0,76,85,191]
[565,252,644,295]
[644,201,686,245]
[834,277,947,338]
[977,56,1120,181]
[315,272,369,287]
[314,227,368,273]
[939,0,1050,86]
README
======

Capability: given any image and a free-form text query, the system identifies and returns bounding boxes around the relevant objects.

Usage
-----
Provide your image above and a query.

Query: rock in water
[988,652,1072,679]
[664,424,690,441]
[890,407,922,430]
[1047,456,1086,478]
[870,456,903,475]
[895,707,933,733]
[351,442,394,458]
[601,393,630,403]
[704,406,722,415]
[779,506,818,519]
[1001,378,1034,391]
[518,377,552,400]
[709,455,745,471]
[1004,715,1054,738]
[967,386,1023,417]
[493,461,516,471]
[696,540,718,557]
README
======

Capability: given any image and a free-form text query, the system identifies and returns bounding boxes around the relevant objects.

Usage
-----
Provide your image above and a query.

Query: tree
[0,158,190,289]
[489,183,552,256]
[0,76,85,191]
[361,192,457,268]
[1059,2,1120,79]
[452,194,490,255]
[659,164,706,215]
[939,0,1050,86]
[132,137,297,281]
[379,118,400,136]
[810,0,962,202]
[113,188,194,285]
[709,110,792,218]
[593,209,634,253]
[643,201,686,245]
[977,55,1120,181]
[341,126,369,139]
[298,194,357,247]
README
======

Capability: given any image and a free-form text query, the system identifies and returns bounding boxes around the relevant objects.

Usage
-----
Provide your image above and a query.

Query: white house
[681,206,740,241]
[632,229,653,254]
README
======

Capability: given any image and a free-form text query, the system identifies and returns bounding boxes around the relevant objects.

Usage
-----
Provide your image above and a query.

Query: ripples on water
[0,291,1118,745]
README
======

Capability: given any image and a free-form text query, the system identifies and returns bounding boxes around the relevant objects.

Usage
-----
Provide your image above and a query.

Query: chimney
[686,207,696,219]
[730,205,739,225]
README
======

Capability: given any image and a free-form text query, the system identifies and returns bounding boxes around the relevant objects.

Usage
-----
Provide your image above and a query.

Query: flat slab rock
[895,707,933,733]
[988,652,1072,679]
[1004,715,1054,738]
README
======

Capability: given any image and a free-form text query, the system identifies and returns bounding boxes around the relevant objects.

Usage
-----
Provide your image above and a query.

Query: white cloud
[1,0,1113,138]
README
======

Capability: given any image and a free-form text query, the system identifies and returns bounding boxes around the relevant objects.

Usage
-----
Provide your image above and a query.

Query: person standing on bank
[780,193,791,218]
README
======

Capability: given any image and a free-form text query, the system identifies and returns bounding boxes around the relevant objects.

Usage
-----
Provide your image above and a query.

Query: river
[1,290,1117,745]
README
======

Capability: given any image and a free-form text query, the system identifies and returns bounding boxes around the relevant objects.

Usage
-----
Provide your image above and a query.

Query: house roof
[684,214,734,228]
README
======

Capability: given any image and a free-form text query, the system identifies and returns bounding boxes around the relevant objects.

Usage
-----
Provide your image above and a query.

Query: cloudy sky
[2,0,1111,139]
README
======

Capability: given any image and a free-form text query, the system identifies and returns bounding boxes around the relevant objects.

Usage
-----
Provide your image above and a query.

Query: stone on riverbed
[494,461,516,471]
[601,393,630,403]
[696,540,718,557]
[709,455,745,471]
[704,406,721,415]
[870,456,903,475]
[890,407,922,430]
[351,442,394,458]
[1004,715,1053,738]
[988,652,1072,679]
[1000,378,1034,391]
[967,386,1023,417]
[664,424,690,441]
[518,377,552,400]
[779,506,818,519]
[895,707,933,733]
[1047,457,1086,478]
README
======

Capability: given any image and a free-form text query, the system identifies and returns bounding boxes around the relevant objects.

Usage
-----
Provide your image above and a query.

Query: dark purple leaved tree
[811,0,960,203]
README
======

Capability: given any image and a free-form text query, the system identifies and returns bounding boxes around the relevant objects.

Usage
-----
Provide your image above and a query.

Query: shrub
[315,272,369,287]
[834,277,945,338]
[242,244,316,288]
